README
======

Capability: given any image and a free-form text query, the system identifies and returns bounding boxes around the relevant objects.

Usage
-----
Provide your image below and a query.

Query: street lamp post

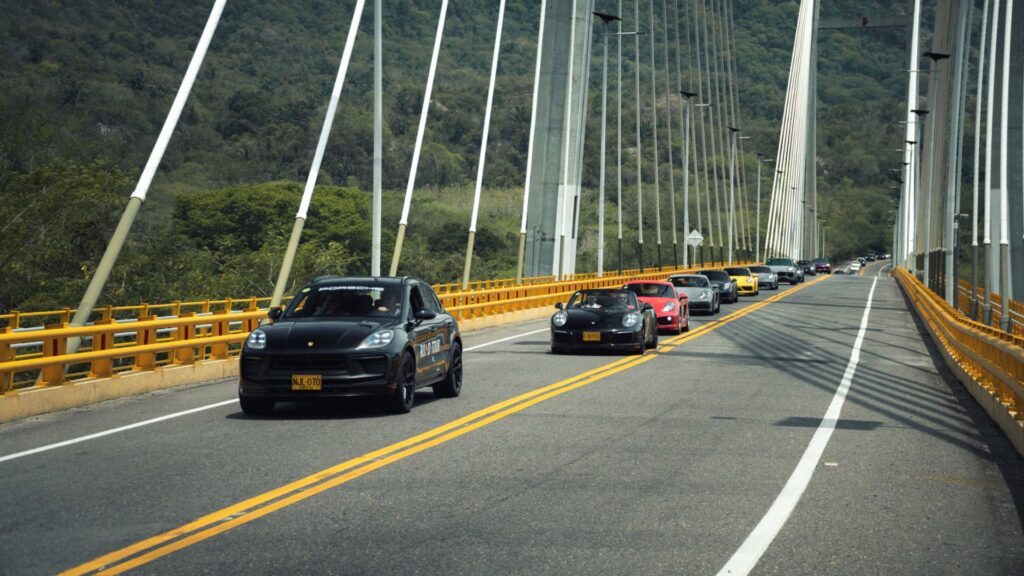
[681,90,701,267]
[594,12,623,278]
[756,154,774,262]
[911,108,930,284]
[727,126,739,264]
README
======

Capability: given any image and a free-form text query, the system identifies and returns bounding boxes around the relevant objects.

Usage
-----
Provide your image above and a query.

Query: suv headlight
[357,330,394,349]
[622,313,640,328]
[661,301,676,312]
[553,311,568,327]
[700,290,711,299]
[245,329,267,350]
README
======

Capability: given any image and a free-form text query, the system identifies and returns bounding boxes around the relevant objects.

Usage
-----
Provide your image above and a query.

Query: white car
[849,261,862,273]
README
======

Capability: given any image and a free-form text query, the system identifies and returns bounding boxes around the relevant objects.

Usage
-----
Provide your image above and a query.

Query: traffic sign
[687,230,704,247]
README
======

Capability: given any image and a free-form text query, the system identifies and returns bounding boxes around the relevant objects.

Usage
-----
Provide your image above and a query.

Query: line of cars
[235,260,831,416]
[549,264,793,355]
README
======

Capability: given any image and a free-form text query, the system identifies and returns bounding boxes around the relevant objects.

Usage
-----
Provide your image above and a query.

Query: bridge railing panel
[898,269,1024,451]
[0,263,749,395]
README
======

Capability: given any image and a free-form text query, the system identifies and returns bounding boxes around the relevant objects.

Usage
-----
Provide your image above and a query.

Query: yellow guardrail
[955,278,1024,337]
[0,262,747,396]
[896,268,1024,438]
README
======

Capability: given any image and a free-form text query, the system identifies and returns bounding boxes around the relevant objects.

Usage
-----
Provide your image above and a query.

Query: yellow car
[724,266,759,296]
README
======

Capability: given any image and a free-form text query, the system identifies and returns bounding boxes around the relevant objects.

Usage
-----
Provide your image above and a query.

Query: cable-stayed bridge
[1,1,1023,574]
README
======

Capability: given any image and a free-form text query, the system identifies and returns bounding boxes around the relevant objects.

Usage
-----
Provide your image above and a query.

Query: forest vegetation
[0,0,920,312]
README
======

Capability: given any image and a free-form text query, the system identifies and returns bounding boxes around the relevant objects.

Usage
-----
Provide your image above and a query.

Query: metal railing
[0,263,747,395]
[955,279,1024,336]
[897,268,1024,430]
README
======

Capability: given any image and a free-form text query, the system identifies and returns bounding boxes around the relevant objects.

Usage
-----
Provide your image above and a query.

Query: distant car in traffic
[724,266,759,296]
[748,265,779,290]
[697,269,739,303]
[667,274,720,314]
[766,258,800,285]
[812,258,831,274]
[238,276,463,416]
[623,280,690,334]
[797,260,816,276]
[550,289,658,355]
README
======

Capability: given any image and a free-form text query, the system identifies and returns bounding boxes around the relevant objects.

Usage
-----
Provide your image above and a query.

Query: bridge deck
[1,262,1022,575]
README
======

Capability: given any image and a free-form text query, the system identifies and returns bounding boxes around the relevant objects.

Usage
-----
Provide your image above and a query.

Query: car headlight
[661,301,676,312]
[553,311,568,327]
[622,313,640,328]
[700,290,711,299]
[245,329,267,350]
[787,266,795,272]
[357,330,394,349]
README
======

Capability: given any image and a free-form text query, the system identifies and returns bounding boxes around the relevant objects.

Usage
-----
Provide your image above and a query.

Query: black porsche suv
[238,276,463,415]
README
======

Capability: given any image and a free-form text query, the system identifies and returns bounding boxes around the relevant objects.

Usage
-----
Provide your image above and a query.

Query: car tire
[388,352,417,414]
[682,310,690,332]
[433,341,462,398]
[551,345,566,354]
[646,328,659,349]
[791,279,798,285]
[239,397,274,417]
[714,297,720,313]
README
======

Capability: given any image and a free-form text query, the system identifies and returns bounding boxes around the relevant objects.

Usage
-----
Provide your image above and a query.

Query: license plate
[583,331,602,342]
[291,374,322,391]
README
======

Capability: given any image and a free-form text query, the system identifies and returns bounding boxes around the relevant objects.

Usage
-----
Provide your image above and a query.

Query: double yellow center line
[64,275,828,575]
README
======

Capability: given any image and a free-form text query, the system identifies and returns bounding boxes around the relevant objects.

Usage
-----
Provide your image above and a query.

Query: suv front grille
[270,355,348,372]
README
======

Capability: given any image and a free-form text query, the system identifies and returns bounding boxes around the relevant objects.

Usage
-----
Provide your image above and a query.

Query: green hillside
[0,0,914,311]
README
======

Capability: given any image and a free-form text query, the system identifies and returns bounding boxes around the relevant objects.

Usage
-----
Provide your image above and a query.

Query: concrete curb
[0,308,556,424]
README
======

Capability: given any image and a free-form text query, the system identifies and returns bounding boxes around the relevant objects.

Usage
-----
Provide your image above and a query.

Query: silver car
[748,265,779,290]
[667,274,720,314]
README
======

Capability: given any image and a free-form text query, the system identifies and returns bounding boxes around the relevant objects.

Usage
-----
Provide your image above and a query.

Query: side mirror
[267,307,283,322]
[555,302,564,310]
[642,303,654,312]
[414,308,437,320]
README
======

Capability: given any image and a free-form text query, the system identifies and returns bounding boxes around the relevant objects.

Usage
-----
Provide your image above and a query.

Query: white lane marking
[716,277,878,576]
[464,328,547,351]
[1,326,550,463]
[877,262,893,278]
[0,399,238,464]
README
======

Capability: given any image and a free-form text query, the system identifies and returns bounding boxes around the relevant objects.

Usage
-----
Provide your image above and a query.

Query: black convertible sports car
[238,276,462,415]
[550,289,658,354]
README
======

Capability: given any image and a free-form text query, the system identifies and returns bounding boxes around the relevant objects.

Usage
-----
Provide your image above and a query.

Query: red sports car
[622,280,690,334]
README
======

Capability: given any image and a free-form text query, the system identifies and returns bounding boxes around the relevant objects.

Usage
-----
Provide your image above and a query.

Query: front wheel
[646,327,659,349]
[387,353,417,414]
[433,342,462,398]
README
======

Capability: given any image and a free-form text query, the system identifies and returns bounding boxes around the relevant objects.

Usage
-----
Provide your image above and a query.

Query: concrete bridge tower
[523,1,596,277]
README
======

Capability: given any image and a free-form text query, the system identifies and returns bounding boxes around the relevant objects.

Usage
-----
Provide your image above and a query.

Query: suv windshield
[766,258,794,266]
[724,267,749,276]
[285,283,403,319]
[749,266,771,273]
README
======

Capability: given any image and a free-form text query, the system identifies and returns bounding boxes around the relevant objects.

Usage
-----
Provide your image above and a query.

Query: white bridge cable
[389,0,450,276]
[269,0,367,307]
[68,0,228,346]
[463,0,507,288]
[765,0,808,258]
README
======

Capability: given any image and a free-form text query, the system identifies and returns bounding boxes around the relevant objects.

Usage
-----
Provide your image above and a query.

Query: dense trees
[0,1,910,311]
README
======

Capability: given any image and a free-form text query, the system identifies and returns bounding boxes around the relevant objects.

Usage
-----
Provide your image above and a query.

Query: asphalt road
[2,270,1022,575]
